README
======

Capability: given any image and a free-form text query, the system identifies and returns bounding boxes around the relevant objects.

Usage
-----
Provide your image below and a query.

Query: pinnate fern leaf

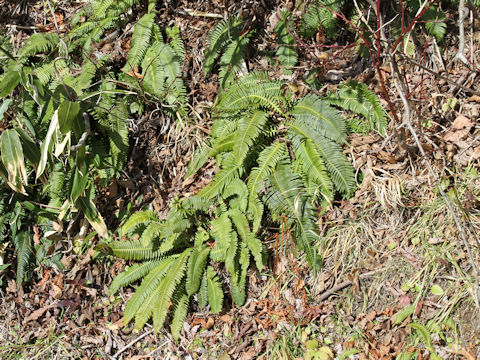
[186,245,210,296]
[204,16,243,74]
[151,248,191,331]
[109,260,162,295]
[124,256,176,326]
[206,266,223,313]
[171,294,189,341]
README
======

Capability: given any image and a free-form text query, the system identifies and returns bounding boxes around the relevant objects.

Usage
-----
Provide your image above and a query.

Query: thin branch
[112,329,155,358]
[389,53,480,309]
[399,54,480,96]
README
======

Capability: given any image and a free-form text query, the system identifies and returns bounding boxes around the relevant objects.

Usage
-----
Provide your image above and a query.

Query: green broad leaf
[206,266,223,314]
[71,166,89,202]
[338,349,359,360]
[0,70,21,98]
[407,323,432,348]
[0,129,27,192]
[75,196,108,238]
[58,100,80,134]
[15,128,40,169]
[186,245,210,296]
[0,99,12,120]
[430,284,444,296]
[394,304,415,325]
[37,109,59,179]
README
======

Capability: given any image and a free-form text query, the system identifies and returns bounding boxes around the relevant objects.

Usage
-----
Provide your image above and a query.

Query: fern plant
[324,80,388,135]
[0,0,185,285]
[107,192,265,339]
[203,16,250,88]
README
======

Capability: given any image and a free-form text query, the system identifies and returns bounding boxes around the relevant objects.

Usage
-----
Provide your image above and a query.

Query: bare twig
[112,329,154,358]
[399,54,480,96]
[389,53,480,309]
[450,0,472,68]
[318,269,384,302]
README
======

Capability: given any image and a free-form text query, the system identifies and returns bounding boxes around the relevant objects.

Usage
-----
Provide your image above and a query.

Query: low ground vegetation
[0,0,479,359]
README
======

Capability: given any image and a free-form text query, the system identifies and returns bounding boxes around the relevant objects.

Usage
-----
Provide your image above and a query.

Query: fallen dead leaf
[24,304,55,323]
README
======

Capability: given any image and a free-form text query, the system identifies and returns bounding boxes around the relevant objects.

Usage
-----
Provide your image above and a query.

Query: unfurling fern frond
[324,80,388,135]
[204,16,243,75]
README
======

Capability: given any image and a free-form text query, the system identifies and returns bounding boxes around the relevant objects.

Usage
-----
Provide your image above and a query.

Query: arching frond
[324,80,388,135]
[234,110,268,163]
[109,260,162,295]
[125,13,155,72]
[291,94,347,142]
[204,16,243,74]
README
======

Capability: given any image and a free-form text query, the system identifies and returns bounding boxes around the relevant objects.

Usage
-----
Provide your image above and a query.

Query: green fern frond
[210,212,235,262]
[166,25,186,59]
[274,12,298,74]
[324,80,388,135]
[197,154,239,199]
[222,178,248,212]
[229,209,264,270]
[287,121,355,196]
[150,248,191,331]
[293,137,333,201]
[247,141,288,199]
[204,16,243,74]
[291,94,347,142]
[186,244,210,296]
[14,231,33,287]
[206,266,223,313]
[109,239,169,260]
[171,294,189,341]
[109,260,162,295]
[140,222,164,247]
[124,256,176,326]
[266,162,320,270]
[185,143,212,178]
[218,35,249,88]
[18,33,59,59]
[302,0,344,38]
[216,73,284,114]
[121,210,157,234]
[234,110,268,163]
[125,13,155,72]
[230,242,249,306]
[198,270,208,309]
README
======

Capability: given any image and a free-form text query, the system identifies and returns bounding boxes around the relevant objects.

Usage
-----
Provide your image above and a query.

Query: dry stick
[451,0,471,68]
[318,269,382,302]
[112,329,155,358]
[389,54,480,309]
[399,54,480,96]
